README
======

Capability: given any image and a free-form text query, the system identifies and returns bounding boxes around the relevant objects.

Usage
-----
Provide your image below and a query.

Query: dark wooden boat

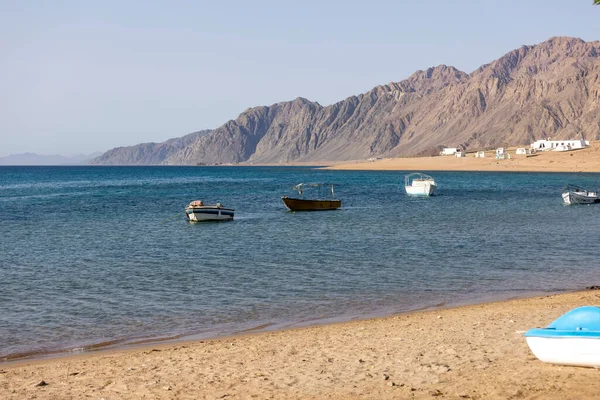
[281,183,341,211]
[281,197,341,211]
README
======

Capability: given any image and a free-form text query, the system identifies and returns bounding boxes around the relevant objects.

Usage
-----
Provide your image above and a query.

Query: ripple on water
[1,166,599,360]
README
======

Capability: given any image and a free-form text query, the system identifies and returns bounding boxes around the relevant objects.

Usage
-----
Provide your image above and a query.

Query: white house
[475,151,485,158]
[530,139,588,152]
[441,147,458,156]
[455,150,466,158]
[516,148,529,155]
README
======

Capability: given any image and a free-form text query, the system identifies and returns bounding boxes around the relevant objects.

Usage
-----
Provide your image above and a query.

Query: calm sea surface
[1,166,599,361]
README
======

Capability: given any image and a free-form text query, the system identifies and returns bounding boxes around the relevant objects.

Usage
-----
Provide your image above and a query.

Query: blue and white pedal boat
[524,306,600,367]
[185,200,234,222]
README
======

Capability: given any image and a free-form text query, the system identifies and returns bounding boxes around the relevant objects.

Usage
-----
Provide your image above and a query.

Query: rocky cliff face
[90,130,211,165]
[94,37,600,165]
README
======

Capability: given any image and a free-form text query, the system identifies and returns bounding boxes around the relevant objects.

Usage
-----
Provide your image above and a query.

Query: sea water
[1,166,599,360]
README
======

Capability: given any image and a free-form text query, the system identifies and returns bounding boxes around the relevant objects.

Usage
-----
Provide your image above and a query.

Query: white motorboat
[185,200,234,222]
[524,306,600,368]
[561,184,599,205]
[405,173,437,196]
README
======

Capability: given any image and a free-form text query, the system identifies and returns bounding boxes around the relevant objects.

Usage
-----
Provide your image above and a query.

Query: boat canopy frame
[291,183,337,199]
[562,183,596,194]
[405,172,435,187]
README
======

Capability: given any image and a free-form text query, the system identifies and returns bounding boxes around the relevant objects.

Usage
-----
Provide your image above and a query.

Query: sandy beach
[3,290,600,399]
[326,142,600,173]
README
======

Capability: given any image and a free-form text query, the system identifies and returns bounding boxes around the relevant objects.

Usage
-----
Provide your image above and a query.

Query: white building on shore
[530,139,589,152]
[515,148,533,155]
[440,147,458,156]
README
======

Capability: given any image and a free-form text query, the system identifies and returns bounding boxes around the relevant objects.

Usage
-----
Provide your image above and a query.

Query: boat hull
[281,197,341,211]
[562,191,598,205]
[185,207,235,222]
[525,336,600,368]
[405,183,437,196]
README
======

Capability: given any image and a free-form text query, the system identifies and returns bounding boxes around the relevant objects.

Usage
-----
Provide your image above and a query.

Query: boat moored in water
[405,173,437,196]
[282,183,341,211]
[524,306,600,368]
[561,184,599,205]
[185,200,234,222]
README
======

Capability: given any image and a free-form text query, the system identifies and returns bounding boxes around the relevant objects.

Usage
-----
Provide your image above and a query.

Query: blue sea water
[1,166,600,361]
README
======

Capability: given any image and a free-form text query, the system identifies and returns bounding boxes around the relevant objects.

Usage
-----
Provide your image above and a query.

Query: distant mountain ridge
[0,152,102,166]
[92,37,600,165]
[89,130,211,165]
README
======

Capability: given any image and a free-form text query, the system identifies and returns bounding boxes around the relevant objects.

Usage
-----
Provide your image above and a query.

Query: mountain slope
[94,37,600,165]
[164,65,472,164]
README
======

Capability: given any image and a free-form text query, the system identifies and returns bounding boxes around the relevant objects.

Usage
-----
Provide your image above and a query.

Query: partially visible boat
[561,184,599,205]
[185,200,234,222]
[405,173,437,196]
[524,306,600,368]
[282,183,341,211]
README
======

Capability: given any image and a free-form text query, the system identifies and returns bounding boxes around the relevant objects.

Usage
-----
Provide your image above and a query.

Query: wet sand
[326,142,600,172]
[2,290,600,399]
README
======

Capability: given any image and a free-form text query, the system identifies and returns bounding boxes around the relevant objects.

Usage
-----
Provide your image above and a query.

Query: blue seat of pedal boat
[524,306,600,338]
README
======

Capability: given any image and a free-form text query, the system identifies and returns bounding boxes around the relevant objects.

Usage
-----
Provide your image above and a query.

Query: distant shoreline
[232,141,600,173]
[324,141,600,173]
[5,141,599,172]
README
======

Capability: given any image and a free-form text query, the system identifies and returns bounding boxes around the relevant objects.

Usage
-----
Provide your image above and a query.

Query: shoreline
[228,141,600,173]
[4,143,600,173]
[0,288,569,367]
[4,289,600,399]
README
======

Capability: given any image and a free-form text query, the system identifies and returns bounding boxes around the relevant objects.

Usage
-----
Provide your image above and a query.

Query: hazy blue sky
[1,0,599,156]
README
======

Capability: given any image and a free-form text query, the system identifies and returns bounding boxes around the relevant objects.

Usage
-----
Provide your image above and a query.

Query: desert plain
[327,141,600,173]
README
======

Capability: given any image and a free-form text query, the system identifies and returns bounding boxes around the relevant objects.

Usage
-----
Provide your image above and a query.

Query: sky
[1,0,599,157]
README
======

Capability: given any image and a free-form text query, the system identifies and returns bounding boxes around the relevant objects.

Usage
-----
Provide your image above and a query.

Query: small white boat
[185,200,234,222]
[524,306,600,368]
[405,173,437,196]
[561,184,599,205]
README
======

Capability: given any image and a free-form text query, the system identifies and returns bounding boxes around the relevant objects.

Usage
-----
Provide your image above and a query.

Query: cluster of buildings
[440,139,590,158]
[529,139,589,152]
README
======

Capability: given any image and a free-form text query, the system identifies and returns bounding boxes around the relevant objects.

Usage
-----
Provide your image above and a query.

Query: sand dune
[3,290,600,399]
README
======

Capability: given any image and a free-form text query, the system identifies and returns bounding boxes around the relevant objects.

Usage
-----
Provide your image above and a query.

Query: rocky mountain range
[92,36,600,165]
